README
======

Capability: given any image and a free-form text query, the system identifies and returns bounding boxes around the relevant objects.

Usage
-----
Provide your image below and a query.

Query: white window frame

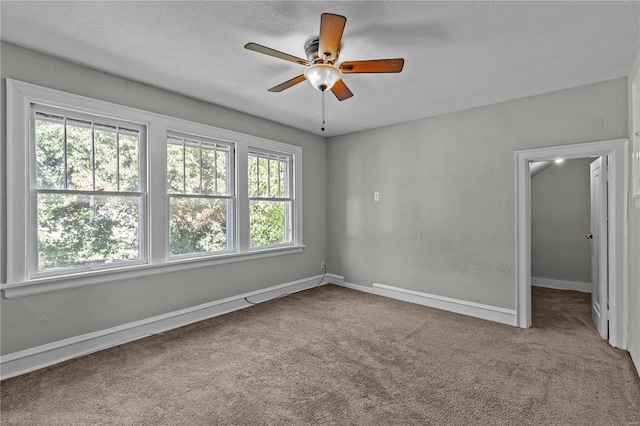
[166,130,236,258]
[247,148,295,249]
[236,136,303,254]
[4,79,304,298]
[30,104,148,278]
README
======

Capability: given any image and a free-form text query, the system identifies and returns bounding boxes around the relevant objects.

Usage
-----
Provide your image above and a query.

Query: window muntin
[167,132,235,257]
[32,107,145,275]
[248,149,293,248]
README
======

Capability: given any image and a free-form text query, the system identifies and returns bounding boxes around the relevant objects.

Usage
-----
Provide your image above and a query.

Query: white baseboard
[324,273,345,286]
[369,283,517,326]
[333,279,517,326]
[325,275,377,293]
[532,277,591,293]
[1,274,328,381]
[336,281,374,294]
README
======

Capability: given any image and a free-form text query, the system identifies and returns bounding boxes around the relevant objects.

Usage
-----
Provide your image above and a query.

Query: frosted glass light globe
[304,64,342,91]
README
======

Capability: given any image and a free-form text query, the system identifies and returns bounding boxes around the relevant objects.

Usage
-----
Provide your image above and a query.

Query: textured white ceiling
[1,1,639,137]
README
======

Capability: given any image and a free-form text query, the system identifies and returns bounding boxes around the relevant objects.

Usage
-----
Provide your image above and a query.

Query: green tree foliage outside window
[37,194,141,270]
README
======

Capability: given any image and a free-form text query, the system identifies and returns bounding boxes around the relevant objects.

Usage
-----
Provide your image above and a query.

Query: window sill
[1,245,305,299]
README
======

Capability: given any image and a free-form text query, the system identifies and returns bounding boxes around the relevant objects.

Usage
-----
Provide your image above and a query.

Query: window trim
[4,79,304,298]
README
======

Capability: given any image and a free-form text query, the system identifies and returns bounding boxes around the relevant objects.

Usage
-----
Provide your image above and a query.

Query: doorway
[514,138,629,349]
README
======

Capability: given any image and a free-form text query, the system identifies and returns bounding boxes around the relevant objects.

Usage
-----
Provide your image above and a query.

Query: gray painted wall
[531,158,592,283]
[328,78,628,309]
[0,42,328,355]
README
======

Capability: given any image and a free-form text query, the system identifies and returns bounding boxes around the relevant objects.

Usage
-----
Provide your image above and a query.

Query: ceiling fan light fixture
[245,13,403,102]
[304,64,342,91]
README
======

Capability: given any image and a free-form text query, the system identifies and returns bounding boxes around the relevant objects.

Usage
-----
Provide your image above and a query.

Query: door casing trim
[514,138,629,349]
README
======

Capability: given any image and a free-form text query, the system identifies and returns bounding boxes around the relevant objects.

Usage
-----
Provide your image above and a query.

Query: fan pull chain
[321,89,326,132]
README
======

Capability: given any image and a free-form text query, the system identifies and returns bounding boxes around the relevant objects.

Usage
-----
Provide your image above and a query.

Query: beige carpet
[1,284,639,425]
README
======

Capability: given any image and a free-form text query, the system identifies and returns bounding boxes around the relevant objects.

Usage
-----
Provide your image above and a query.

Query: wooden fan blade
[340,58,405,74]
[245,42,309,66]
[268,75,307,92]
[318,13,346,63]
[330,79,353,101]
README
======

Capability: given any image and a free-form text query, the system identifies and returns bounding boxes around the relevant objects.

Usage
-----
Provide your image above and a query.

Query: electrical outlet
[321,261,326,270]
[374,191,380,202]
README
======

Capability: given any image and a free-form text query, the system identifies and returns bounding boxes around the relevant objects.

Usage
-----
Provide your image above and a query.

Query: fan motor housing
[304,38,320,63]
[305,37,339,64]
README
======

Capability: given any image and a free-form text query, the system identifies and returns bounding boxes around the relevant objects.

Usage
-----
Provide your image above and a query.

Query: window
[4,79,303,298]
[167,132,234,256]
[32,106,145,276]
[248,149,293,248]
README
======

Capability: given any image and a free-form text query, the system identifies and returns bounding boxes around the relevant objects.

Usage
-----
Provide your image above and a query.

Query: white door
[590,156,608,339]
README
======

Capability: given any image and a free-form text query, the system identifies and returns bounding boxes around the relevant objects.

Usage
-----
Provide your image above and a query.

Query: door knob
[585,233,593,239]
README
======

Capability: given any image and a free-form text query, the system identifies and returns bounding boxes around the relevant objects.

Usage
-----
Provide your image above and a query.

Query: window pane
[35,114,65,189]
[257,156,269,197]
[66,119,93,190]
[248,155,258,197]
[250,200,290,247]
[249,152,290,199]
[216,149,228,196]
[184,141,200,194]
[201,147,216,195]
[37,193,142,272]
[94,125,117,191]
[167,142,184,193]
[169,197,231,255]
[279,159,288,197]
[269,158,282,197]
[119,130,140,191]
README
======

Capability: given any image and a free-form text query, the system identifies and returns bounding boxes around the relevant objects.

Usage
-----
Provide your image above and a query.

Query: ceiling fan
[244,13,405,102]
